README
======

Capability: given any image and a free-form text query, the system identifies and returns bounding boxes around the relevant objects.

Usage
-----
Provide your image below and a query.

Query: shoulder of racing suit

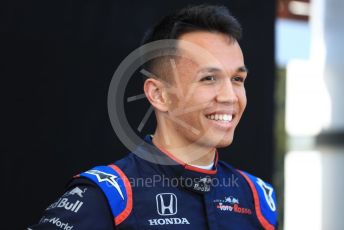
[236,169,278,229]
[27,178,115,230]
[77,164,133,227]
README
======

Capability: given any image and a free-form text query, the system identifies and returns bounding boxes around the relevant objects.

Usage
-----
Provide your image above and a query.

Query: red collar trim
[153,143,218,175]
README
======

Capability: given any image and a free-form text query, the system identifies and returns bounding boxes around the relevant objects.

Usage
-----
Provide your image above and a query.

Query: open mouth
[205,114,234,122]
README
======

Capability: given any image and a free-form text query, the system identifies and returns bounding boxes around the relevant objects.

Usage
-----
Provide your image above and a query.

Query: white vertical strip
[284,151,322,230]
[321,151,344,230]
[285,60,330,136]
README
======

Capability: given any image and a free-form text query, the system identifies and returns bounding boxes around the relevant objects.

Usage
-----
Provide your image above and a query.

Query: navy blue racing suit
[28,136,278,230]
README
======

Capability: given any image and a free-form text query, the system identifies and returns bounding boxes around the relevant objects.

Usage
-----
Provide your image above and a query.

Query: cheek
[168,96,183,112]
[237,88,247,110]
[185,92,215,117]
[241,95,247,111]
[169,86,216,118]
[173,84,215,107]
[180,92,212,121]
[191,87,217,103]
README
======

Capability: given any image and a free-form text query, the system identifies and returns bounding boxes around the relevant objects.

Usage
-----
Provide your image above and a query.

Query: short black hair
[142,4,242,45]
[141,4,242,82]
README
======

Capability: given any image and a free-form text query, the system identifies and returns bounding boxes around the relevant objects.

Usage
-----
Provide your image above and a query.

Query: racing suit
[28,136,278,230]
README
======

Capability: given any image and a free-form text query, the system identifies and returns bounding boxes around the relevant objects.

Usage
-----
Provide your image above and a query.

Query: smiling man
[28,4,277,230]
[146,31,248,167]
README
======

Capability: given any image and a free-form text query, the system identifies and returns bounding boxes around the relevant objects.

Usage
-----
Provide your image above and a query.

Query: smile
[205,114,233,122]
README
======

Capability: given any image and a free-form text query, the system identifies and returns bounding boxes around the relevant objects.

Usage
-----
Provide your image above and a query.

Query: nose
[216,78,238,104]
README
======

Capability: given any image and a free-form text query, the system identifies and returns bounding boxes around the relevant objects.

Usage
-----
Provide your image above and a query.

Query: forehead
[176,31,244,72]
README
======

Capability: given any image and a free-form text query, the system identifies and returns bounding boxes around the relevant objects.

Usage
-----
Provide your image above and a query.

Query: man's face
[160,31,247,149]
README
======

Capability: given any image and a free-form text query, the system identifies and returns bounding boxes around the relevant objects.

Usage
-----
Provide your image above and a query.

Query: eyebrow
[237,66,249,73]
[197,66,249,74]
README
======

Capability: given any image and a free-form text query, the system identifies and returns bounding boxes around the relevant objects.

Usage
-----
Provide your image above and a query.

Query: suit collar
[132,135,219,193]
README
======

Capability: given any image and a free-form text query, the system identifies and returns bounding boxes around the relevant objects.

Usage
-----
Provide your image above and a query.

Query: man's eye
[200,75,216,82]
[232,76,245,83]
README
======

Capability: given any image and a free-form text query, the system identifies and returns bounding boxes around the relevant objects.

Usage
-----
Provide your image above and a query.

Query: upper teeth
[206,114,233,122]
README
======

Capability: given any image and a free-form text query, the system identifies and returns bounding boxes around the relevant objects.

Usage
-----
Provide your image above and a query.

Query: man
[28,4,277,230]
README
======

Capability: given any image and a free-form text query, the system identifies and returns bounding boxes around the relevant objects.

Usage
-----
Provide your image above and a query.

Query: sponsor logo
[214,196,252,215]
[85,169,124,200]
[46,198,83,213]
[213,195,239,204]
[156,193,177,216]
[148,193,190,225]
[224,196,239,204]
[216,203,252,215]
[40,216,74,230]
[148,218,190,225]
[193,177,211,192]
[256,178,276,211]
[63,187,87,198]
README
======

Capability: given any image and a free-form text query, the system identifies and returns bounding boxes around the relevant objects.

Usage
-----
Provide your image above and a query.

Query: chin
[215,138,233,148]
[203,131,234,148]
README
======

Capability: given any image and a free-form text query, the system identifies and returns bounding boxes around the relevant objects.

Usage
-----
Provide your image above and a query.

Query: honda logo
[156,193,177,216]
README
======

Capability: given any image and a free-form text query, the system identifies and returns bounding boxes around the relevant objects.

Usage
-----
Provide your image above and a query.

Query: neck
[152,128,216,166]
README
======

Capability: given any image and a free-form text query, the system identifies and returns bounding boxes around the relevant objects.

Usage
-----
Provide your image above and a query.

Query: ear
[144,78,169,112]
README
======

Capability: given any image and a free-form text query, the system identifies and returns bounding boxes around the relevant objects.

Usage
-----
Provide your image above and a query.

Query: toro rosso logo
[214,196,252,215]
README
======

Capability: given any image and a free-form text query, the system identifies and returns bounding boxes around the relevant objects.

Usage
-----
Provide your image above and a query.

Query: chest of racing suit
[28,137,278,230]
